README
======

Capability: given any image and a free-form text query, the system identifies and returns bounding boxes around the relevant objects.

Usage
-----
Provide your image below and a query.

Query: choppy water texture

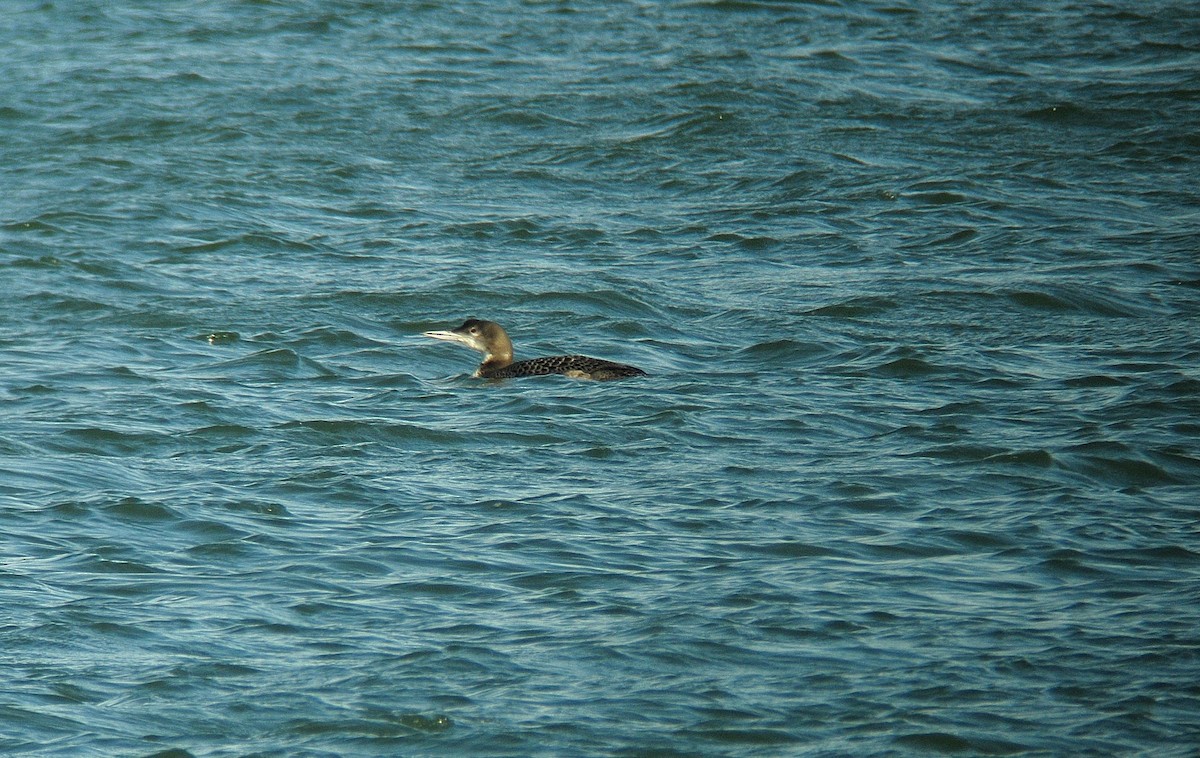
[3,1,1200,755]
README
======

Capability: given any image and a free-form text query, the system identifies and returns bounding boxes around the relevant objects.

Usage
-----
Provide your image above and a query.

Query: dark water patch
[915,400,988,416]
[1020,102,1101,125]
[737,338,829,362]
[0,705,86,741]
[185,540,260,561]
[442,216,546,241]
[905,190,971,206]
[1097,544,1200,567]
[684,0,812,12]
[389,580,498,599]
[867,356,946,378]
[286,712,452,739]
[28,293,114,318]
[704,231,781,251]
[805,296,898,318]
[1162,377,1200,394]
[288,325,387,349]
[917,228,980,248]
[217,499,293,519]
[89,621,154,640]
[322,556,392,577]
[276,419,468,447]
[1147,447,1200,482]
[177,518,247,542]
[46,500,94,520]
[1038,549,1114,580]
[103,496,178,522]
[908,444,1010,462]
[621,106,743,147]
[175,231,318,256]
[52,427,173,457]
[688,726,801,746]
[893,731,1028,754]
[831,492,901,512]
[1061,442,1184,489]
[1063,374,1128,388]
[983,449,1056,468]
[3,219,65,237]
[474,103,584,130]
[1003,287,1147,317]
[944,530,1019,551]
[831,343,976,381]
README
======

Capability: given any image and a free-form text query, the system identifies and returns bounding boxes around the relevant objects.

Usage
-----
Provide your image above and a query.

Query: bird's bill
[423,329,470,345]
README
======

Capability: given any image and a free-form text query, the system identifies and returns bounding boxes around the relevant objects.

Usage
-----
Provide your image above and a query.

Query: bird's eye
[469,327,479,335]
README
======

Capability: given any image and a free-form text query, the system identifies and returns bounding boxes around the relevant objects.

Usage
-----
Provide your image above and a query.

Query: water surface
[3,1,1199,754]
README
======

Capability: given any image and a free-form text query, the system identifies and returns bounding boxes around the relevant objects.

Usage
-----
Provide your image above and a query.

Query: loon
[423,319,647,381]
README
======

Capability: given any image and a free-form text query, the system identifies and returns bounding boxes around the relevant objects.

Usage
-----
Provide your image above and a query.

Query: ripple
[194,349,337,380]
[50,427,172,457]
[1003,286,1149,317]
[1064,450,1182,489]
[805,296,899,318]
[103,496,178,522]
[276,419,468,446]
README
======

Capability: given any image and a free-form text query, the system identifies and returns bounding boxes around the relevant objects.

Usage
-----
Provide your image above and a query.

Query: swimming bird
[423,319,647,381]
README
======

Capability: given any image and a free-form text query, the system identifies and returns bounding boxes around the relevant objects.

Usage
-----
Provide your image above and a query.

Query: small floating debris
[200,331,240,345]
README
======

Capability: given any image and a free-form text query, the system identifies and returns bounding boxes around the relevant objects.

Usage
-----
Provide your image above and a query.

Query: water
[3,0,1199,754]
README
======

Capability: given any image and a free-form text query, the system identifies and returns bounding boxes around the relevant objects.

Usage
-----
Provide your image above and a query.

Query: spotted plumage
[423,319,646,381]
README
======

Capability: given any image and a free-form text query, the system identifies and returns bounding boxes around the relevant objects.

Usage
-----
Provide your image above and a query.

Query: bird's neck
[479,353,513,373]
[476,333,513,376]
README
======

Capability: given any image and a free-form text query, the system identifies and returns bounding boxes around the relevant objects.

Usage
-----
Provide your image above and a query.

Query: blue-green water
[3,1,1199,754]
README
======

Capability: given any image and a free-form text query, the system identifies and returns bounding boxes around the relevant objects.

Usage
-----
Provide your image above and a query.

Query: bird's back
[481,355,647,381]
